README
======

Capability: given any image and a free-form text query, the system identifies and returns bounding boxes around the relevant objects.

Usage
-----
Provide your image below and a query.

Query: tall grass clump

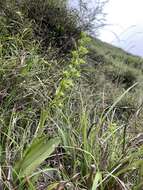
[50,83,143,189]
[0,9,61,189]
[0,1,90,188]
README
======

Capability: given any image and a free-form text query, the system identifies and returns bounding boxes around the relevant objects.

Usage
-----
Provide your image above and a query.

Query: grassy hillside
[1,1,143,189]
[82,38,143,120]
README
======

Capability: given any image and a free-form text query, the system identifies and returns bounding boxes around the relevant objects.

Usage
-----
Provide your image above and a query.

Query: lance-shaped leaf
[15,137,60,177]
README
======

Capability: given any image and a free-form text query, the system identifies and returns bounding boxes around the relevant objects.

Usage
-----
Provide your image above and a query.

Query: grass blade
[92,171,102,190]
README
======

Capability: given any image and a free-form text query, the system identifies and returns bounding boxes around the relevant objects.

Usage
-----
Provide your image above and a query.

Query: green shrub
[1,0,82,54]
[19,0,81,54]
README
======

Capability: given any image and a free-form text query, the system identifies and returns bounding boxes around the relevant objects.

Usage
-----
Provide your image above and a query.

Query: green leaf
[15,137,60,177]
[47,182,59,190]
[92,172,102,190]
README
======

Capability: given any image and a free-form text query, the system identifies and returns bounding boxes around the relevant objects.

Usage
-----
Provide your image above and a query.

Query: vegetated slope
[80,37,143,123]
[1,1,143,189]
